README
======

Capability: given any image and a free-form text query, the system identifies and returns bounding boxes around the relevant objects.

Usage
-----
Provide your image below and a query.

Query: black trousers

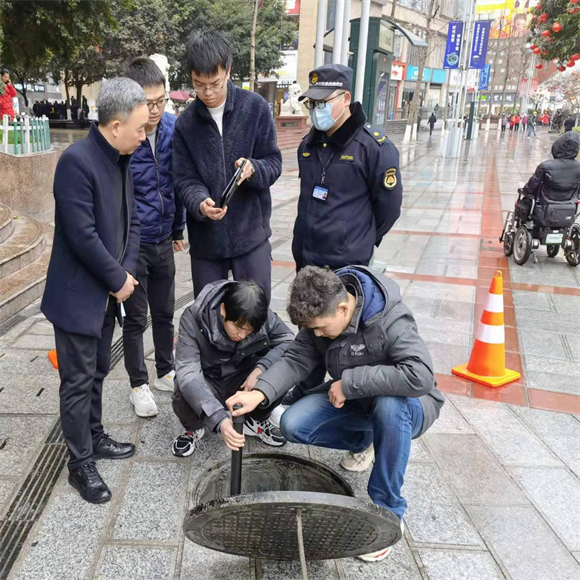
[123,238,176,387]
[54,298,116,471]
[191,239,272,303]
[172,367,284,432]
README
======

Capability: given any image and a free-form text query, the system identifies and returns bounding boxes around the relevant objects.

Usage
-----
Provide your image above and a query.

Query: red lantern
[530,44,538,50]
[570,0,579,4]
[533,47,542,54]
[552,22,562,32]
[572,53,580,61]
[541,29,551,37]
[558,66,566,71]
[536,63,544,69]
[539,12,549,22]
[567,60,576,67]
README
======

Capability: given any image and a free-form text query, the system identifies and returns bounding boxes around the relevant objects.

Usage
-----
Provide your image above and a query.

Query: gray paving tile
[179,540,251,580]
[425,341,471,375]
[519,330,570,360]
[512,291,553,311]
[403,463,483,546]
[0,478,16,516]
[450,396,562,467]
[12,493,111,580]
[511,407,580,477]
[10,333,56,350]
[419,550,505,580]
[428,398,474,434]
[97,546,175,580]
[260,560,339,580]
[509,467,580,551]
[526,371,580,395]
[339,536,422,580]
[0,415,56,477]
[466,505,580,580]
[101,379,140,424]
[425,433,527,505]
[405,281,476,303]
[137,403,184,459]
[409,438,433,462]
[113,461,187,541]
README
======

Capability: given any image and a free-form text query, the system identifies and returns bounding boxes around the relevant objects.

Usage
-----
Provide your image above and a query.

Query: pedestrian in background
[122,56,186,419]
[0,68,17,121]
[527,113,537,138]
[428,112,437,136]
[173,31,282,302]
[41,78,148,504]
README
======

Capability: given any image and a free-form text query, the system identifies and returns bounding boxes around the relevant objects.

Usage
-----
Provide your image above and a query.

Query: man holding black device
[173,31,282,302]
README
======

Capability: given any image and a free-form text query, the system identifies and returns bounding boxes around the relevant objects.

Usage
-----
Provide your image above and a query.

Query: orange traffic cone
[452,270,520,388]
[48,349,58,370]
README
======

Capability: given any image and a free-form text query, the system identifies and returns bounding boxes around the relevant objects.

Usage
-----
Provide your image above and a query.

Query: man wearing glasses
[173,31,282,303]
[122,57,186,418]
[292,64,402,272]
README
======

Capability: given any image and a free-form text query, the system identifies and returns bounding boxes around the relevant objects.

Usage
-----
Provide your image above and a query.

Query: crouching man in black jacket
[172,281,294,456]
[227,266,444,562]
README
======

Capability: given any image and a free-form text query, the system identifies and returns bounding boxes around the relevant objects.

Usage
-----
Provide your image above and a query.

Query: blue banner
[469,21,491,69]
[479,64,491,90]
[443,21,464,69]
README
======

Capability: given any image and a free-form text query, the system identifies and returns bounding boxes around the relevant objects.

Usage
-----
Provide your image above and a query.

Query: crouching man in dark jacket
[172,280,294,456]
[227,266,444,562]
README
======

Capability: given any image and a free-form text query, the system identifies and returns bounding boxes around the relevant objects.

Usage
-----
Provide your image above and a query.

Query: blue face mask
[310,101,336,132]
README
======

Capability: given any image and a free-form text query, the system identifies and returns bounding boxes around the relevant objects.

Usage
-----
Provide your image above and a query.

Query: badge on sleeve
[312,184,329,201]
[384,167,398,189]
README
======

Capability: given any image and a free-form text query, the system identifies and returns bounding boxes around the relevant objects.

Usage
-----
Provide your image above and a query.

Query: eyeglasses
[192,76,227,94]
[147,96,169,112]
[303,92,345,111]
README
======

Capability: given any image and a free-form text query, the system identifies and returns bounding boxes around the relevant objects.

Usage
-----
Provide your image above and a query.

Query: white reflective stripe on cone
[484,293,504,313]
[476,323,505,344]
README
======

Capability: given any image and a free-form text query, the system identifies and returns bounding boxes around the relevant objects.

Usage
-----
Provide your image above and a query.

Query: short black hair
[287,266,348,327]
[124,57,166,89]
[222,281,268,332]
[186,31,232,76]
[1,68,10,76]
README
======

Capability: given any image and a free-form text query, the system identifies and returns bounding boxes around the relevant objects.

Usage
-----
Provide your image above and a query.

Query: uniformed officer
[292,64,403,271]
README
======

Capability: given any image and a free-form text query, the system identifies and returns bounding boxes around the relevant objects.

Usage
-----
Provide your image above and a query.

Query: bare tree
[403,0,440,141]
[249,0,259,92]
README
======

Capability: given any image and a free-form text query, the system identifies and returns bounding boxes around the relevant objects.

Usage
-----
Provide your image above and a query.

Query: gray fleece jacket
[254,266,444,436]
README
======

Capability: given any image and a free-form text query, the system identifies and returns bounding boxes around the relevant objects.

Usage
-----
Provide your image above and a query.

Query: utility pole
[249,0,259,92]
[315,0,329,67]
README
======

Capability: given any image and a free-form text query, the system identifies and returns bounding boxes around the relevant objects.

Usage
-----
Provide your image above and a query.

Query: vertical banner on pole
[469,21,491,69]
[443,21,464,69]
[479,64,491,90]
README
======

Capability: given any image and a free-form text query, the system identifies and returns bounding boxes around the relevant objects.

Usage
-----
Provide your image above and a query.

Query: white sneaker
[268,405,285,429]
[244,416,286,447]
[341,445,375,472]
[154,370,175,392]
[172,429,205,457]
[358,521,405,562]
[129,384,159,417]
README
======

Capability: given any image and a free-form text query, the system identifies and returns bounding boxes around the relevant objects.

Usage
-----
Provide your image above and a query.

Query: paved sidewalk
[1,128,579,580]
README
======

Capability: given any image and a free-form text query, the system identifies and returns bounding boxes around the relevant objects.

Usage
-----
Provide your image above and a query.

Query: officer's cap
[299,64,353,102]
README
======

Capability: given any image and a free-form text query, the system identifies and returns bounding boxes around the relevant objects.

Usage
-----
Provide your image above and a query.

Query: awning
[169,90,190,101]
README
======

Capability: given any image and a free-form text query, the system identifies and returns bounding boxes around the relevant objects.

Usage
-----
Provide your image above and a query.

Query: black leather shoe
[68,462,112,504]
[282,385,305,406]
[93,433,135,460]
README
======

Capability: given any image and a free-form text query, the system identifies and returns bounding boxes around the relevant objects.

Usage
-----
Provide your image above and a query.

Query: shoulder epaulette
[363,123,387,145]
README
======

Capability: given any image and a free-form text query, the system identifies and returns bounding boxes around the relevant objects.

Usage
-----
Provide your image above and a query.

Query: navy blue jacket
[293,102,403,270]
[130,112,185,244]
[173,82,282,259]
[41,124,140,338]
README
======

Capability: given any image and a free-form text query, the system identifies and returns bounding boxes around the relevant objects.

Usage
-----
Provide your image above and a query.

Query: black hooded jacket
[522,132,580,202]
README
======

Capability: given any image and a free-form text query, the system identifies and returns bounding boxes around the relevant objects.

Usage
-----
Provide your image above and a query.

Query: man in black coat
[41,78,148,504]
[173,31,282,302]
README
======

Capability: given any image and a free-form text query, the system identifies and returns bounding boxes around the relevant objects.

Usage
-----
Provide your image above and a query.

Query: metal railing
[1,114,51,155]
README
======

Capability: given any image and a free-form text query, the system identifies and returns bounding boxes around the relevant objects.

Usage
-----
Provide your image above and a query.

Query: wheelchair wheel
[565,224,580,267]
[546,244,559,258]
[513,226,532,265]
[503,233,515,257]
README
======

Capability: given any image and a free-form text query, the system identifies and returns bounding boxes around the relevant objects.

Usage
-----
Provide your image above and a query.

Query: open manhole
[184,453,401,563]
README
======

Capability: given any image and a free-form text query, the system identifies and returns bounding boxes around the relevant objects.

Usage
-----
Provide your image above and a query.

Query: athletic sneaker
[358,521,405,562]
[172,428,205,457]
[244,416,286,447]
[129,384,158,418]
[341,445,375,472]
[154,370,175,392]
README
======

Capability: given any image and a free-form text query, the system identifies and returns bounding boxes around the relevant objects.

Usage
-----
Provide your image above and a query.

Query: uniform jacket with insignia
[293,102,403,270]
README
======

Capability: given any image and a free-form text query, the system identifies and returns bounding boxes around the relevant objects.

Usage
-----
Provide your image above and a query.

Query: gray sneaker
[341,445,375,472]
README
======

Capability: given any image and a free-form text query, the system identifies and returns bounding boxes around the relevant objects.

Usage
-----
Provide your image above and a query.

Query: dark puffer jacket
[522,132,580,202]
[129,112,185,244]
[175,280,294,431]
